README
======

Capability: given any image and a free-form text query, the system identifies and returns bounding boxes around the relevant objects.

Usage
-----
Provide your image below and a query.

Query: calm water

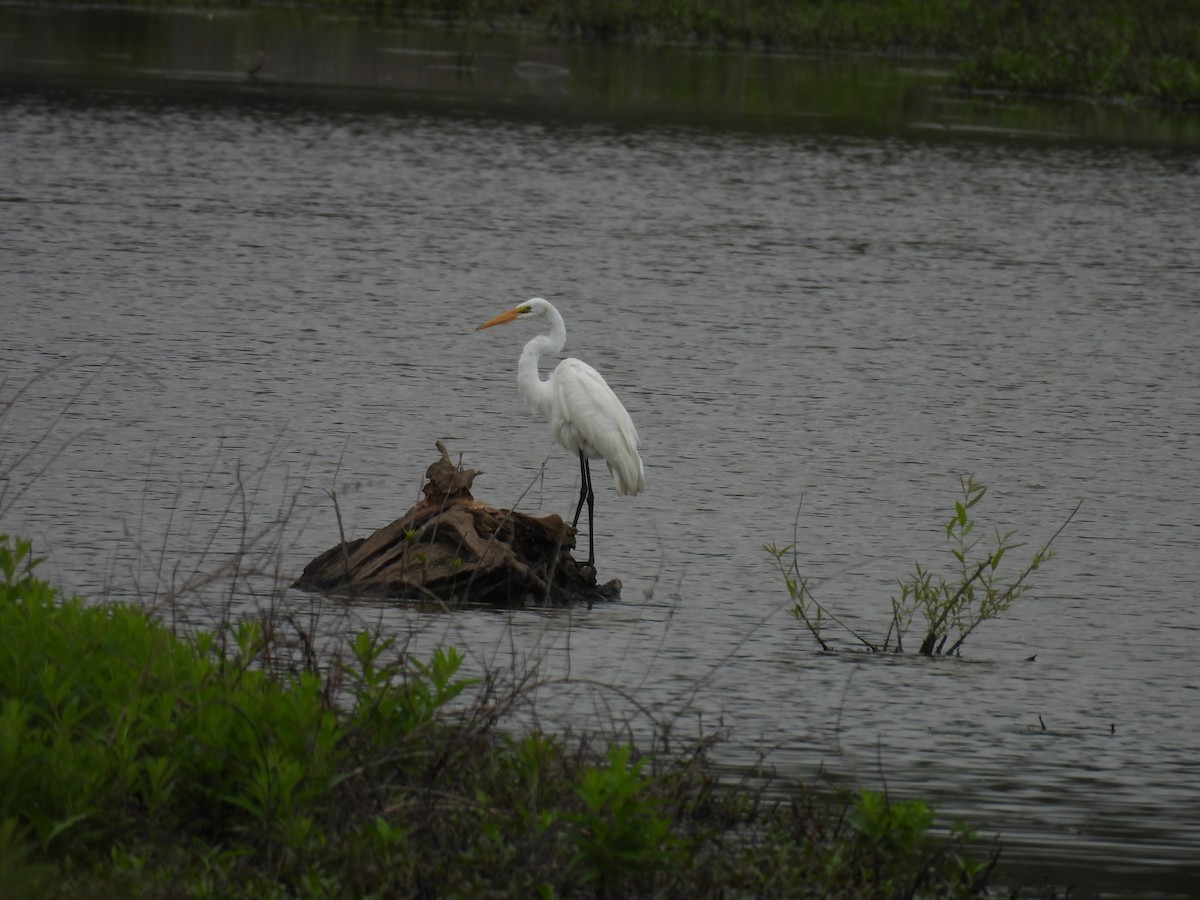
[2,9,1199,896]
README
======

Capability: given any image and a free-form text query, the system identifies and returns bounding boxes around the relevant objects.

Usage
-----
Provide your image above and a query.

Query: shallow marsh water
[2,7,1199,896]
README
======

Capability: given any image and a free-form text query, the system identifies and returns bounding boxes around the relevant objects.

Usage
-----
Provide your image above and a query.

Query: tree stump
[293,443,621,606]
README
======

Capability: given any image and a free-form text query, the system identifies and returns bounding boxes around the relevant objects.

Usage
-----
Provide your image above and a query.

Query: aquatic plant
[767,476,1079,656]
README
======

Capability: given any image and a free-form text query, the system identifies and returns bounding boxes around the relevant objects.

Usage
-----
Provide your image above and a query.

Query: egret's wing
[552,358,645,496]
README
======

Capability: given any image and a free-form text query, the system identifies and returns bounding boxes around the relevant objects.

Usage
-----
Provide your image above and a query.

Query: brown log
[293,442,620,606]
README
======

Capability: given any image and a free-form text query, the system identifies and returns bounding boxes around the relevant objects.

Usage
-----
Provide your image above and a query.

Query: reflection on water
[4,5,1200,145]
[2,8,1200,898]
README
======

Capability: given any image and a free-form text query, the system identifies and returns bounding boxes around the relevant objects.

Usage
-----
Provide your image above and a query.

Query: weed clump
[768,476,1078,656]
[0,533,1001,897]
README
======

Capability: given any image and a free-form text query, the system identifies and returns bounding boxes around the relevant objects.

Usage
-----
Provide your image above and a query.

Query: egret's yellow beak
[475,306,526,331]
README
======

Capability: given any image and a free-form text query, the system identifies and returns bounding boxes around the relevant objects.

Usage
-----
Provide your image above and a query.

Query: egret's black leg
[573,451,589,528]
[572,450,596,566]
[584,458,595,566]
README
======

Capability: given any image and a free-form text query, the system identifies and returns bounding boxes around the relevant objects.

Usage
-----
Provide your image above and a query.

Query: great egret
[476,298,644,566]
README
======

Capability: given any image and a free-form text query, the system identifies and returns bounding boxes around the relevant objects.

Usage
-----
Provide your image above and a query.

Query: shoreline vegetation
[37,0,1200,107]
[0,369,1078,896]
[0,365,1078,895]
[1,533,1013,898]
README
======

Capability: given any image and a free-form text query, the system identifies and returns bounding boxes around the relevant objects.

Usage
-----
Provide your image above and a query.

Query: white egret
[476,298,644,566]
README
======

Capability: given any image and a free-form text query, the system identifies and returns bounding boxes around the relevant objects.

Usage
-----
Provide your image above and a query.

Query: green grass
[0,532,1003,897]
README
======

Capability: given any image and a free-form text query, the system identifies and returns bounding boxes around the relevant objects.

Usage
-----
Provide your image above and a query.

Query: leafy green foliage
[0,535,344,865]
[769,477,1076,656]
[844,789,993,894]
[850,788,934,852]
[767,543,831,652]
[949,0,1200,107]
[567,744,680,893]
[345,633,476,742]
[891,475,1066,656]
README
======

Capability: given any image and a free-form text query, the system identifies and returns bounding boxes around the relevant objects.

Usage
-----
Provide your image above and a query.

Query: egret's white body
[476,297,644,564]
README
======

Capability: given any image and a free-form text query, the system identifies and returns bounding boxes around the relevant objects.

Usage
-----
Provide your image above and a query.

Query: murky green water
[3,7,1200,897]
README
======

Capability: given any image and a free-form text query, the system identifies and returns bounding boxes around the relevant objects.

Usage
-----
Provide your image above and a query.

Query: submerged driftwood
[294,443,620,606]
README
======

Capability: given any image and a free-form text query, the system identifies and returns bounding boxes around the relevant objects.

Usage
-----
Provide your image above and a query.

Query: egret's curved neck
[517,306,566,417]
